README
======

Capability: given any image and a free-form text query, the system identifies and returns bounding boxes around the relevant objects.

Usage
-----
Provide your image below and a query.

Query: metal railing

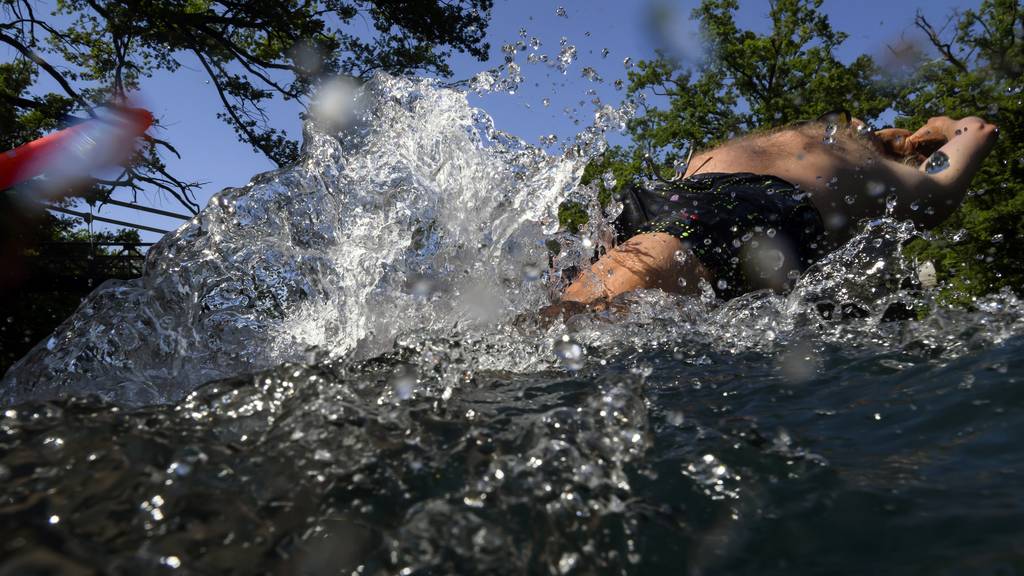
[23,241,153,291]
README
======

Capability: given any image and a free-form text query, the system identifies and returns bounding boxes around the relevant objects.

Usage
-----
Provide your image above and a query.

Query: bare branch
[915,12,970,74]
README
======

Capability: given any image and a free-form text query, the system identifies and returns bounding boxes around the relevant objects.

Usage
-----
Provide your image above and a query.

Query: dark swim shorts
[613,172,828,299]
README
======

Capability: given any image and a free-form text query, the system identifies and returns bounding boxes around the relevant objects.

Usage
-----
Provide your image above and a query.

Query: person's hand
[905,116,955,156]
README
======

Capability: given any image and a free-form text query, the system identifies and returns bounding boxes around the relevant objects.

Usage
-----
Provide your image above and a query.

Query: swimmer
[553,113,998,312]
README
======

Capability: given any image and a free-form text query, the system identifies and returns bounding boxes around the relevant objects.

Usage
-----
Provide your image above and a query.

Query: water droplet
[553,336,585,371]
[555,6,567,17]
[622,57,633,68]
[556,44,577,73]
[951,228,969,243]
[677,277,688,287]
[542,97,551,107]
[910,200,920,211]
[924,151,950,174]
[716,279,728,291]
[667,410,685,426]
[601,171,617,189]
[167,461,192,476]
[521,263,542,282]
[389,370,416,400]
[991,233,1005,244]
[48,514,60,524]
[558,552,579,574]
[601,47,610,58]
[581,66,602,82]
[410,277,435,298]
[826,176,839,190]
[866,180,886,197]
[844,195,855,205]
[823,123,838,144]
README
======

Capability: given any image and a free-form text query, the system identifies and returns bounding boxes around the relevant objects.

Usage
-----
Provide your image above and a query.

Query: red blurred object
[0,107,153,191]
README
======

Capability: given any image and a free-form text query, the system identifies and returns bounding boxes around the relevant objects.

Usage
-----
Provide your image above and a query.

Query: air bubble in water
[716,279,728,291]
[924,151,950,174]
[553,336,584,371]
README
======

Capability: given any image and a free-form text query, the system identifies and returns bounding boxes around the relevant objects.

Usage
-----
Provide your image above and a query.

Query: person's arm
[560,232,710,305]
[882,116,999,228]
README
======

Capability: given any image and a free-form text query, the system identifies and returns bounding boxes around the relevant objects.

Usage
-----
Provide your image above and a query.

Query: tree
[894,0,1024,301]
[1,0,493,213]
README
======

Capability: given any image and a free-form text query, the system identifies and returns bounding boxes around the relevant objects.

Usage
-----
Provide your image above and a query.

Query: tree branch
[193,49,282,167]
[0,30,96,116]
[915,12,970,74]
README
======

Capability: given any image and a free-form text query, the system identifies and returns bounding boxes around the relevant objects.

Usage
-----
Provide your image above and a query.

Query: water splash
[3,74,633,406]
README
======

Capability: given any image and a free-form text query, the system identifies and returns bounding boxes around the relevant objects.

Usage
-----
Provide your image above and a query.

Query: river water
[2,74,1023,575]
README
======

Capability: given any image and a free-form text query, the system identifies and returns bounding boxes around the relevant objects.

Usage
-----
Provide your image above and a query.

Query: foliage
[1,0,493,211]
[893,0,1024,302]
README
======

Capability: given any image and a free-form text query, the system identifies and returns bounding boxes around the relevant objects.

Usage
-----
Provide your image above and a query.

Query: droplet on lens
[924,151,950,174]
[553,336,584,371]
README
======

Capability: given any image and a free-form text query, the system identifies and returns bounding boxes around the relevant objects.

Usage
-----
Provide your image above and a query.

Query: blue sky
[9,0,980,241]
